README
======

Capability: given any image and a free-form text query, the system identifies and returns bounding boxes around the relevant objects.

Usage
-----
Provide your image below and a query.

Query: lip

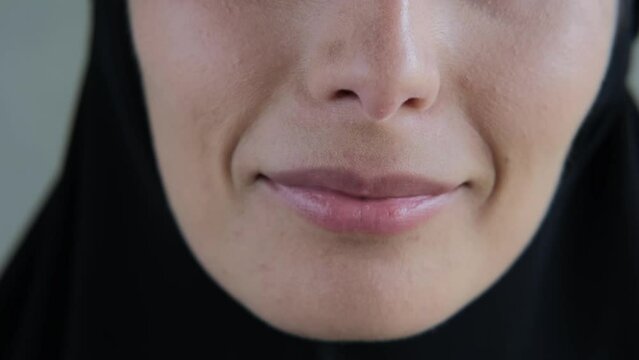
[258,168,459,235]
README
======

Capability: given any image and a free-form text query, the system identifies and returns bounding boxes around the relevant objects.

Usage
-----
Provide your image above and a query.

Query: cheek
[451,4,614,255]
[131,1,296,235]
[457,4,612,161]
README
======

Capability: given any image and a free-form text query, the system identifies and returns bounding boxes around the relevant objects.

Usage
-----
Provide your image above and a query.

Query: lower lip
[259,177,456,236]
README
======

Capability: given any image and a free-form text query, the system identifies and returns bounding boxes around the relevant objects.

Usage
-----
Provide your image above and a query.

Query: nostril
[333,89,357,100]
[404,97,425,109]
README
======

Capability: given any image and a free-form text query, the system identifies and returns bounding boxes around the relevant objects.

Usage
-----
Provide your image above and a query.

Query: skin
[129,0,617,341]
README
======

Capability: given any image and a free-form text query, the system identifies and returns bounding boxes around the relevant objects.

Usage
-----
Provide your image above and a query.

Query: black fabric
[1,1,638,358]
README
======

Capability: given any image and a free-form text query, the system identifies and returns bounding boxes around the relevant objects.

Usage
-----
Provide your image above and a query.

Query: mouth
[256,168,461,236]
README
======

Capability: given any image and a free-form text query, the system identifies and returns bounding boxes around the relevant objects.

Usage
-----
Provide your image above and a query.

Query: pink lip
[258,168,459,235]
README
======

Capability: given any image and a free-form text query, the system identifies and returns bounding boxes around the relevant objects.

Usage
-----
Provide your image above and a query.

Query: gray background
[1,1,639,271]
[0,0,89,271]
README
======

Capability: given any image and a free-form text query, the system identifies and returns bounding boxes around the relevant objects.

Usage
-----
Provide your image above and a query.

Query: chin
[248,290,457,343]
[268,313,448,343]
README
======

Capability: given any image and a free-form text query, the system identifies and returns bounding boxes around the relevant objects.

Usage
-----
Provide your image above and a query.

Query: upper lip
[260,167,458,199]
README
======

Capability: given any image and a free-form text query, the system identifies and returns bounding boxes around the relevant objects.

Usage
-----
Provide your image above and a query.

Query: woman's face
[129,0,617,341]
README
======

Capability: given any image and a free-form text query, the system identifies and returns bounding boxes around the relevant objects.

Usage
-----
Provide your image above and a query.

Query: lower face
[129,0,617,341]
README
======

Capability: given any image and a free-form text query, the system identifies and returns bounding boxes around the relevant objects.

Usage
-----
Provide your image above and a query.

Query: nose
[303,1,441,122]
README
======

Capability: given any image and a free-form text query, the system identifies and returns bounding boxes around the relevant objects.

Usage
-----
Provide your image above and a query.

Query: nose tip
[304,3,441,122]
[331,76,436,121]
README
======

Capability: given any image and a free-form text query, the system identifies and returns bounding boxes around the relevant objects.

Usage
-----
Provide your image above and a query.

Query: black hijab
[1,1,638,358]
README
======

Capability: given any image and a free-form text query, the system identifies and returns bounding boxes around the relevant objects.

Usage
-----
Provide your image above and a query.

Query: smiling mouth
[257,168,461,235]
